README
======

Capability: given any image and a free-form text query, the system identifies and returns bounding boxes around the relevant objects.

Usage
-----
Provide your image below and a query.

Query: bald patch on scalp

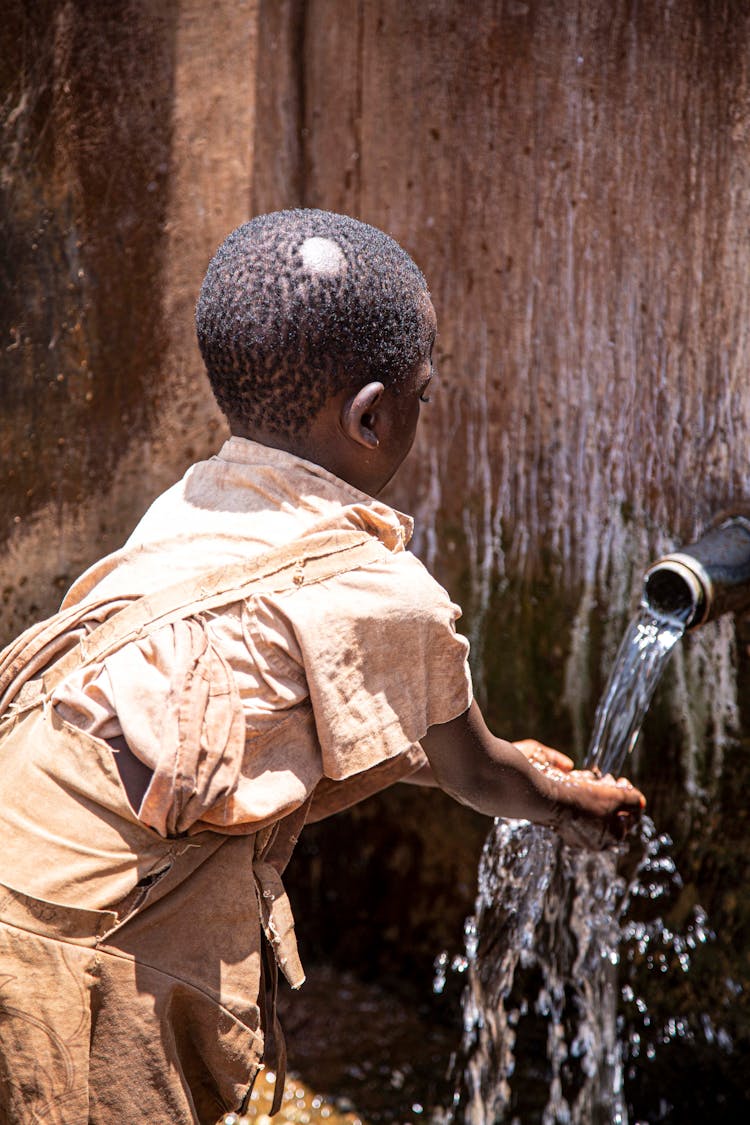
[300,236,345,275]
[196,208,432,435]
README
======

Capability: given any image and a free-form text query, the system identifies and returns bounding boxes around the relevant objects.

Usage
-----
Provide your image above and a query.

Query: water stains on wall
[1,0,176,526]
[247,0,750,785]
[0,0,253,638]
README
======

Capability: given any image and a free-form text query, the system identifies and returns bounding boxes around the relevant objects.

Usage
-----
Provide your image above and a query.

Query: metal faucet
[643,514,750,628]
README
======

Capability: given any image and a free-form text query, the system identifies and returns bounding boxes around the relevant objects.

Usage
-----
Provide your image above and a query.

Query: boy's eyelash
[420,361,436,403]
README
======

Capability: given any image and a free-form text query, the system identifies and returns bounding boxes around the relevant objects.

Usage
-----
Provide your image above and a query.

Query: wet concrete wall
[3,0,750,1111]
[252,0,750,753]
[0,0,251,635]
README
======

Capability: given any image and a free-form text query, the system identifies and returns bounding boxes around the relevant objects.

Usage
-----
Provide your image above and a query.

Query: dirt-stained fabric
[0,700,306,1123]
[0,438,473,1122]
[51,438,473,835]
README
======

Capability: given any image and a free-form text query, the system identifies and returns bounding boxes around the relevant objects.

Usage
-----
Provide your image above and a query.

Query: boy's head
[196,211,437,495]
[196,209,434,439]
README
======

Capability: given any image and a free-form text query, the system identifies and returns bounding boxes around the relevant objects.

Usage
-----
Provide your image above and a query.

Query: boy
[0,210,644,1124]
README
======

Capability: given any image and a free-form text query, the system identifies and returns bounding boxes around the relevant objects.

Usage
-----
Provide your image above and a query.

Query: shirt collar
[216,436,414,549]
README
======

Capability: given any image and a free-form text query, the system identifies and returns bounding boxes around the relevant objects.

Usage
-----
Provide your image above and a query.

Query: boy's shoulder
[283,545,465,637]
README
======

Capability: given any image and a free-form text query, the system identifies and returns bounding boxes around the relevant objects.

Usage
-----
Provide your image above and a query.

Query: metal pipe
[643,514,750,629]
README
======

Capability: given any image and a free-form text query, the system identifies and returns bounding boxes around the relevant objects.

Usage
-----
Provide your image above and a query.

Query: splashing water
[441,603,718,1124]
[586,604,690,777]
[441,818,719,1125]
[440,822,631,1125]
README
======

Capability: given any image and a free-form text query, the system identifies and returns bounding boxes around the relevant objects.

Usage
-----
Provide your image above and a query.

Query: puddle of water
[221,965,457,1125]
[222,1070,368,1125]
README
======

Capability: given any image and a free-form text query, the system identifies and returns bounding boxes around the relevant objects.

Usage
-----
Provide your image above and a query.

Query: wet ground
[231,964,458,1125]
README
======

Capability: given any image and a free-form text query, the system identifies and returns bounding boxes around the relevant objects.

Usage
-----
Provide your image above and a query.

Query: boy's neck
[229,371,420,497]
[230,424,310,463]
[229,421,378,495]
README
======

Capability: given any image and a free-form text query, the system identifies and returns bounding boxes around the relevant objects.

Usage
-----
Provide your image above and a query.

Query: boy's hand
[421,702,645,851]
[530,759,644,850]
[514,738,644,849]
[512,739,575,773]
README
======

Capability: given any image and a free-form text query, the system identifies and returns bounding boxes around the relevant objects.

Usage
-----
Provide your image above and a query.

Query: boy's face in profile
[301,295,436,497]
[375,297,436,489]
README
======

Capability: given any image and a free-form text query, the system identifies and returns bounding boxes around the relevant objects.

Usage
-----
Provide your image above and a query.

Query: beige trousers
[0,706,304,1124]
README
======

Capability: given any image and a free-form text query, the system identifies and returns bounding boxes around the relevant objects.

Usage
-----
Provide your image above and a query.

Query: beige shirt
[53,438,472,837]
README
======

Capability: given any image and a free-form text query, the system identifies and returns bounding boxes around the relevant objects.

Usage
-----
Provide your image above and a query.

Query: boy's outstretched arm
[419,701,645,851]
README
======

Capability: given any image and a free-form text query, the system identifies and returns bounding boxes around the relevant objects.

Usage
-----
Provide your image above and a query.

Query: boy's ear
[341,382,385,449]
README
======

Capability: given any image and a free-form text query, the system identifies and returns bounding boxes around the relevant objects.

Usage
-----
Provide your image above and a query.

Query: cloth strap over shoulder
[0,529,388,715]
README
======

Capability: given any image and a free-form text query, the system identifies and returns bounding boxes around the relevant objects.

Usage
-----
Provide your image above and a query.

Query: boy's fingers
[609,777,647,809]
[556,798,643,851]
[516,741,647,851]
[513,739,575,772]
[568,770,646,810]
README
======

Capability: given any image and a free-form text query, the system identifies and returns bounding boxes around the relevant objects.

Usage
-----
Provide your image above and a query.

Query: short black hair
[195,209,432,435]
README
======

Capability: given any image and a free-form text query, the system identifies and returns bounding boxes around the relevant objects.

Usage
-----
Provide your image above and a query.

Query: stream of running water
[585,605,691,779]
[439,603,713,1124]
